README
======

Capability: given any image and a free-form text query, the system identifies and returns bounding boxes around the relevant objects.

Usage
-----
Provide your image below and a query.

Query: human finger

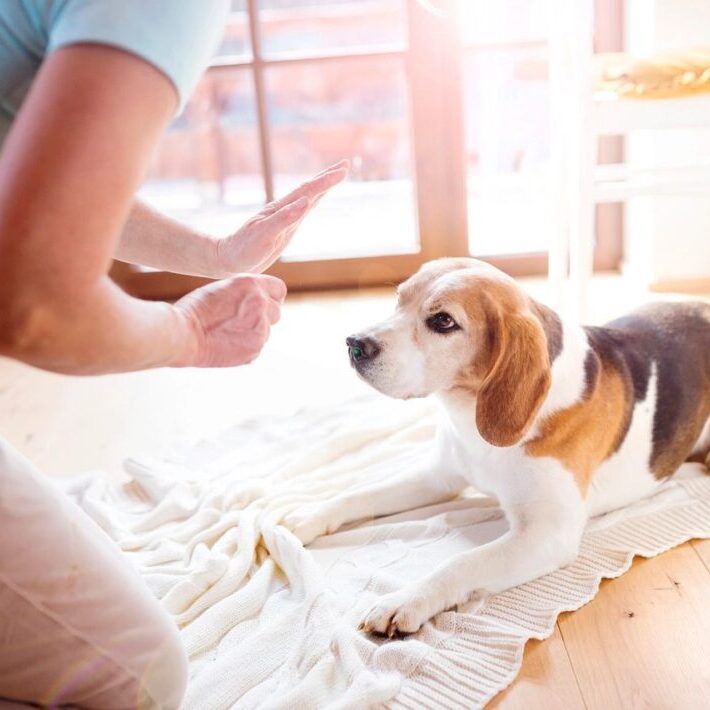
[261,162,349,216]
[255,274,287,301]
[264,297,282,325]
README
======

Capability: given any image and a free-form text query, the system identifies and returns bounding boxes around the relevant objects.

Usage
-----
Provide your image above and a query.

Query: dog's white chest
[436,397,533,499]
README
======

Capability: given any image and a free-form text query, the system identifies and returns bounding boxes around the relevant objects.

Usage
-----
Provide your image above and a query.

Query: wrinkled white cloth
[65,397,710,710]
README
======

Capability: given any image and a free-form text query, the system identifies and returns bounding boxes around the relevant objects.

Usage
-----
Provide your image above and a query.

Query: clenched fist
[165,161,349,369]
[172,274,286,368]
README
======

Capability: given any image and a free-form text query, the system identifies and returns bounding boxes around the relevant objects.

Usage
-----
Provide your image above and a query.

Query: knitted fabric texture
[65,397,710,709]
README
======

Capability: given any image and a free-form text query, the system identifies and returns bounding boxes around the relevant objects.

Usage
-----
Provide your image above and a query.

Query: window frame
[115,0,622,298]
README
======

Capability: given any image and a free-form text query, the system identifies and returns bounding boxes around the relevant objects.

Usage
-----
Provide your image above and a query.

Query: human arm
[115,161,348,278]
[0,44,281,375]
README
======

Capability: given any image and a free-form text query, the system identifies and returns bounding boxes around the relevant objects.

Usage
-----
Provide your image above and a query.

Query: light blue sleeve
[46,0,230,113]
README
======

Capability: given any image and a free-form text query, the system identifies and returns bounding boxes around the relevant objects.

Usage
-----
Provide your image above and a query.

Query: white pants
[0,440,187,709]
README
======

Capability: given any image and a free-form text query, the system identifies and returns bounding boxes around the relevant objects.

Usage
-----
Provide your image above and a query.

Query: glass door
[134,0,467,294]
[120,0,621,299]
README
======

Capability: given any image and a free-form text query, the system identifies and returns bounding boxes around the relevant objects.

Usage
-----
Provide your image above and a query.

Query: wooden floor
[1,274,709,708]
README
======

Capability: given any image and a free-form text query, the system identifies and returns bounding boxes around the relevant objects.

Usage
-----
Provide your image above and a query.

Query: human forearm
[118,163,348,279]
[0,276,193,375]
[116,200,221,277]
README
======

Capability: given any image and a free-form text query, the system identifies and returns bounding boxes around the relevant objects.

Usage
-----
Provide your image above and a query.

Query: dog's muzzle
[346,335,381,367]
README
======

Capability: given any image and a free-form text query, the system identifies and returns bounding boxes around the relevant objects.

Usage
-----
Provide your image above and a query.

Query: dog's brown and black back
[585,301,710,477]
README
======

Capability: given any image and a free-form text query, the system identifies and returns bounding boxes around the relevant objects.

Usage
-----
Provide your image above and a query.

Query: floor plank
[488,625,585,710]
[558,543,710,709]
[691,538,710,573]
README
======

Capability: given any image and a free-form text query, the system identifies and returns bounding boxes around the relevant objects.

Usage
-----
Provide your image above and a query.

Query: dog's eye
[426,312,459,333]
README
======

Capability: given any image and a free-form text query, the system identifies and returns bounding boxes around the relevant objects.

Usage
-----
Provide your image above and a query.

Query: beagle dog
[293,257,710,637]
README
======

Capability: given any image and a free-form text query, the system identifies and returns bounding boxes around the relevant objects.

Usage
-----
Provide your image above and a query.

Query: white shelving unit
[595,92,710,132]
[547,1,710,320]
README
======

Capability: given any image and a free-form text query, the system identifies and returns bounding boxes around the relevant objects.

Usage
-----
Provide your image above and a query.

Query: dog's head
[346,258,554,446]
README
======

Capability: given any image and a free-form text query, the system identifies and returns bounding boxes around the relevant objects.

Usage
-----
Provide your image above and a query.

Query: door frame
[114,0,622,299]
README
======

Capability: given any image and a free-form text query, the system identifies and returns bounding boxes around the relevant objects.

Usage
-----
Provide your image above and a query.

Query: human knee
[98,611,188,709]
[138,621,188,710]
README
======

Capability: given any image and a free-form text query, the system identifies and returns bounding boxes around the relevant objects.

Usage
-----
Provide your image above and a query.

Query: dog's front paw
[282,503,343,545]
[359,589,432,637]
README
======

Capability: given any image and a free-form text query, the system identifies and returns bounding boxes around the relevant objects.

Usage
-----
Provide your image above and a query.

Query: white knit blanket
[65,397,710,710]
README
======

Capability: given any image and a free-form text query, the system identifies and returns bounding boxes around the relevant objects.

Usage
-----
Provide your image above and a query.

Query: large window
[126,0,621,297]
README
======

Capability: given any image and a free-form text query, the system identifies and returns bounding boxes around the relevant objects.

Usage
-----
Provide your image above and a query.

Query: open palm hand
[212,160,349,277]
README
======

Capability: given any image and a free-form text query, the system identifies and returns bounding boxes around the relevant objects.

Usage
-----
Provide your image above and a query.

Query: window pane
[456,0,548,46]
[216,0,252,59]
[266,56,417,260]
[258,0,406,57]
[139,69,265,237]
[463,46,551,256]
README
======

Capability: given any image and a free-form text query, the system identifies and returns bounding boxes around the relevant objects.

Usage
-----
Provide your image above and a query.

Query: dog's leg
[283,457,467,544]
[359,499,586,636]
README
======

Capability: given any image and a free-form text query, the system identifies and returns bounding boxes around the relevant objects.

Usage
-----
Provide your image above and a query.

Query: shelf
[594,160,710,201]
[594,92,710,133]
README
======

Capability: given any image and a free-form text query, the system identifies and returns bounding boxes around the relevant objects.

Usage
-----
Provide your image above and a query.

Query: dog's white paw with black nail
[358,589,431,638]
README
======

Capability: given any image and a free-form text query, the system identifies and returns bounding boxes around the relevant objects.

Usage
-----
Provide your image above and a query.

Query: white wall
[624,0,710,285]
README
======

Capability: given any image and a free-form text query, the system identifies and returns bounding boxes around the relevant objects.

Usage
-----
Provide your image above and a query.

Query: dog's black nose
[346,335,381,363]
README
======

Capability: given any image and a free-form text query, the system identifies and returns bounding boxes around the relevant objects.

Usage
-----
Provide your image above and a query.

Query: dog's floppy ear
[476,308,551,447]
